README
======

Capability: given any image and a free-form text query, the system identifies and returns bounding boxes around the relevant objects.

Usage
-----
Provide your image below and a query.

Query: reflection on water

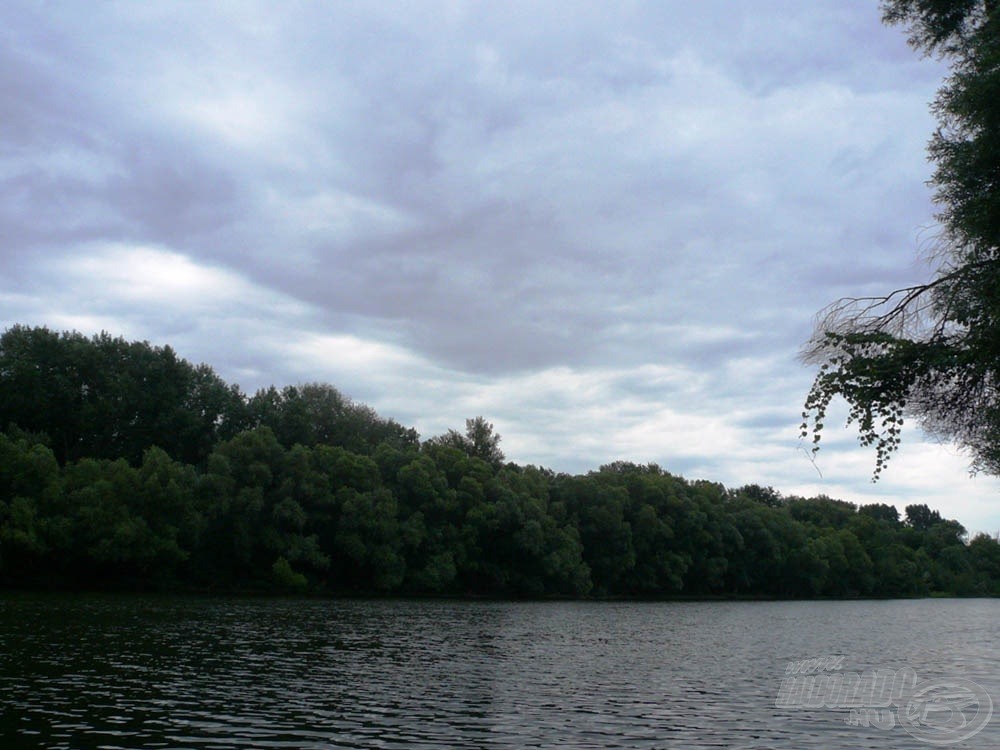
[1,596,997,748]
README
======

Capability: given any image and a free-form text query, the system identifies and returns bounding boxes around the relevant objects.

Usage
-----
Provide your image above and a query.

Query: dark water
[1,595,997,749]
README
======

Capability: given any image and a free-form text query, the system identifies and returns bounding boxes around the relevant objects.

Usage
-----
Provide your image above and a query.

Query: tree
[785,496,857,530]
[802,1,1000,478]
[556,475,634,594]
[0,434,61,578]
[730,483,783,508]
[248,382,418,454]
[425,417,505,469]
[905,502,944,532]
[0,325,246,466]
[335,488,405,591]
[859,503,902,525]
[968,532,1000,592]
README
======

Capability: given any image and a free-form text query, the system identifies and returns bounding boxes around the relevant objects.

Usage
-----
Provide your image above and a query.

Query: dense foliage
[803,0,1000,478]
[2,325,998,598]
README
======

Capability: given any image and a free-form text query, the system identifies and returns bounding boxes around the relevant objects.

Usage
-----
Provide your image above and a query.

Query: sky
[3,1,1000,535]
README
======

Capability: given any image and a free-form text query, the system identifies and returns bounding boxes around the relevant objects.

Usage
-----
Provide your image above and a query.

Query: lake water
[1,595,997,749]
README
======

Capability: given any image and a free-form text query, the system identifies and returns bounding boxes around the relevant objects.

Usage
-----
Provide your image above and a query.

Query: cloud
[1,0,997,533]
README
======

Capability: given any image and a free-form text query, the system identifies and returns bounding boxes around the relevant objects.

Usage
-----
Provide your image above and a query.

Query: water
[1,595,997,748]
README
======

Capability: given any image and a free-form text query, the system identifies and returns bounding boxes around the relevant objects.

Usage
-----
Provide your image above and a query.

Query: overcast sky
[4,1,999,534]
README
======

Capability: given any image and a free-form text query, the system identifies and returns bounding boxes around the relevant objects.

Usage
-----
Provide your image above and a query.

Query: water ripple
[1,596,998,749]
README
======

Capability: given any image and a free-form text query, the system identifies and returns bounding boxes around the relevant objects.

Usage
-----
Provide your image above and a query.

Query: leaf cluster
[803,1,1000,478]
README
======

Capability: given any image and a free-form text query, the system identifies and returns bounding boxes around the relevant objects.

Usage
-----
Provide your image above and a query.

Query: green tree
[271,556,308,592]
[555,475,634,595]
[625,503,683,594]
[130,446,202,582]
[596,463,692,593]
[0,325,246,466]
[802,1,1000,478]
[467,470,590,596]
[0,434,62,578]
[786,496,857,530]
[723,502,789,594]
[62,457,190,584]
[730,484,783,508]
[811,529,875,597]
[394,455,460,592]
[249,383,418,455]
[905,503,944,532]
[425,417,505,469]
[196,427,285,585]
[871,542,928,596]
[859,503,902,525]
[335,488,405,591]
[968,533,1000,593]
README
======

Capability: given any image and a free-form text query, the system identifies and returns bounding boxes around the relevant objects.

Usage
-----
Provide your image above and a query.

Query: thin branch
[804,260,999,362]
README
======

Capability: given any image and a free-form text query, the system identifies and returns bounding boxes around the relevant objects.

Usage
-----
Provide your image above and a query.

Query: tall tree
[249,382,418,454]
[425,417,505,469]
[802,1,1000,478]
[0,326,245,466]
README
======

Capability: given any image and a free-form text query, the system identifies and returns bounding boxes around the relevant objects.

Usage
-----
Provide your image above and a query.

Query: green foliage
[905,503,945,531]
[786,496,858,530]
[859,503,902,525]
[249,383,419,455]
[425,417,505,469]
[0,324,996,598]
[557,475,634,595]
[0,325,246,467]
[803,2,1000,478]
[968,533,1000,593]
[271,556,308,593]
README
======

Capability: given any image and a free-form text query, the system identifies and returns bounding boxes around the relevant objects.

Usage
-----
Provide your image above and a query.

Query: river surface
[0,595,997,748]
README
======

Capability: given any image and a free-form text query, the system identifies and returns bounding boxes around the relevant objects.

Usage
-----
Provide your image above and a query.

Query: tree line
[2,324,999,598]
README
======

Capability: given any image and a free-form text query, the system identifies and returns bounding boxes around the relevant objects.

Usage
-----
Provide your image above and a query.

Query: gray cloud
[2,0,998,532]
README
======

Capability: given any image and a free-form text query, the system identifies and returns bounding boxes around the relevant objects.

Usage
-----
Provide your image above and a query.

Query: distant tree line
[2,325,999,598]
